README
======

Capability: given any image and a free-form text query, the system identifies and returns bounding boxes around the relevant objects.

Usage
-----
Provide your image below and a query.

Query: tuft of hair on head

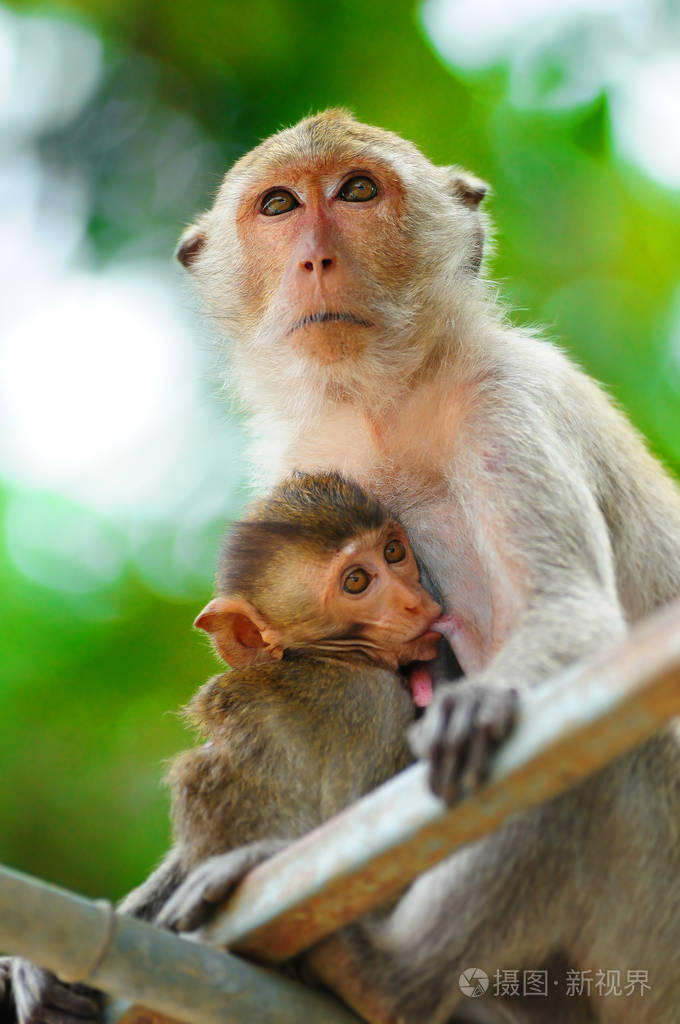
[218,471,393,599]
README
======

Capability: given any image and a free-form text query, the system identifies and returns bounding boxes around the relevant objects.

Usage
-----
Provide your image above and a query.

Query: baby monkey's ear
[194,597,284,667]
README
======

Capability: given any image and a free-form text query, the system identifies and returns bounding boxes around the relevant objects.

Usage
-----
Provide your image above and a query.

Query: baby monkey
[8,471,449,1023]
[155,470,444,929]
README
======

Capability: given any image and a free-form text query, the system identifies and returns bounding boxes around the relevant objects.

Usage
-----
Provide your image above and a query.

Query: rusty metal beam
[0,864,359,1024]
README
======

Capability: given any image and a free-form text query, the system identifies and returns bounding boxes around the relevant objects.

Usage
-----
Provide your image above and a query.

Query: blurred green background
[1,0,679,902]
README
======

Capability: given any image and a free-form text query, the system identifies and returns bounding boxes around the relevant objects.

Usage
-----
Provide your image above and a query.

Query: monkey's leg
[307,790,591,1024]
[0,959,15,1024]
[10,959,102,1024]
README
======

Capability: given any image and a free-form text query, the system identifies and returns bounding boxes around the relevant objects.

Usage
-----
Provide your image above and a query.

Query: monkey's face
[177,110,488,418]
[238,162,409,371]
[195,522,442,671]
[309,524,443,670]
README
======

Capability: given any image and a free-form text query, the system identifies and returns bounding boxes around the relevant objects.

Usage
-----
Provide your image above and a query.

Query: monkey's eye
[343,568,371,594]
[261,189,299,216]
[338,176,378,203]
[384,539,406,564]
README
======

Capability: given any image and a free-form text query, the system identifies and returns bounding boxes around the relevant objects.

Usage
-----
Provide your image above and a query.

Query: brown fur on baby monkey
[154,470,444,931]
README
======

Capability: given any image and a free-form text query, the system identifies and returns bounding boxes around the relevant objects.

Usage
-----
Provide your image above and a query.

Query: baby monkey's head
[196,471,442,672]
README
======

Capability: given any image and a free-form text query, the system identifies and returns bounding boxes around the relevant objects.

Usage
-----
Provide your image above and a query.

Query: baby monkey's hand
[157,838,289,933]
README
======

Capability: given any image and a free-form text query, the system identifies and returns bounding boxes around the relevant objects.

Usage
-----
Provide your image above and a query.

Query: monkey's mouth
[288,312,373,334]
[415,628,443,644]
[411,616,446,646]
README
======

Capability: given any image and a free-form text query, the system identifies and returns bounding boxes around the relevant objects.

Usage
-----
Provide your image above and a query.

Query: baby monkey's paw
[157,838,289,933]
[408,681,518,805]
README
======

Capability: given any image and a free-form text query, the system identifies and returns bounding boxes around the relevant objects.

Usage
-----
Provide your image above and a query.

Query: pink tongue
[409,667,434,708]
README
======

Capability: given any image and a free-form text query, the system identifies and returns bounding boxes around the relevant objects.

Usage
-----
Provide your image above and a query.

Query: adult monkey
[174,110,680,1023]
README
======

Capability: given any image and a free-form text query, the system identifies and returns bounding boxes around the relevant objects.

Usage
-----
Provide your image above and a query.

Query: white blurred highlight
[0,7,101,139]
[422,0,624,70]
[5,494,126,595]
[0,5,247,597]
[0,270,197,509]
[610,54,680,191]
[422,0,680,189]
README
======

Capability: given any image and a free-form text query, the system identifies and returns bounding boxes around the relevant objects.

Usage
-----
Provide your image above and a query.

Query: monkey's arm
[157,747,340,932]
[157,839,290,932]
[154,712,328,933]
[413,382,628,800]
[313,385,672,1022]
[117,847,186,920]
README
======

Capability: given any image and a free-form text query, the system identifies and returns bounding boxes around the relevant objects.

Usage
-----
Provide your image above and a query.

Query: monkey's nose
[404,585,441,618]
[417,590,442,620]
[300,256,334,273]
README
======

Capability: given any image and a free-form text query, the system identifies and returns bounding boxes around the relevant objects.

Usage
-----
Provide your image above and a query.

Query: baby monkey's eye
[338,176,378,203]
[384,539,406,564]
[261,189,299,216]
[343,568,371,594]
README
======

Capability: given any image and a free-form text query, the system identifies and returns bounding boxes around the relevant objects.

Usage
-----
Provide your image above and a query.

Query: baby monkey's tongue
[409,666,434,708]
[407,614,454,707]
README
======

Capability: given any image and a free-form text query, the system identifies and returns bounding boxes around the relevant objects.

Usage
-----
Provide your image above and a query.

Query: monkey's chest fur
[167,658,415,868]
[280,398,521,674]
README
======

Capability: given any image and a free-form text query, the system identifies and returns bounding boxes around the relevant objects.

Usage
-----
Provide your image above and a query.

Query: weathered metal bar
[197,597,680,960]
[0,864,359,1024]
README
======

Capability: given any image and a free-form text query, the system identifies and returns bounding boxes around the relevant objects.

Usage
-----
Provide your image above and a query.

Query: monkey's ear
[175,224,207,269]
[447,169,489,209]
[195,597,284,667]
